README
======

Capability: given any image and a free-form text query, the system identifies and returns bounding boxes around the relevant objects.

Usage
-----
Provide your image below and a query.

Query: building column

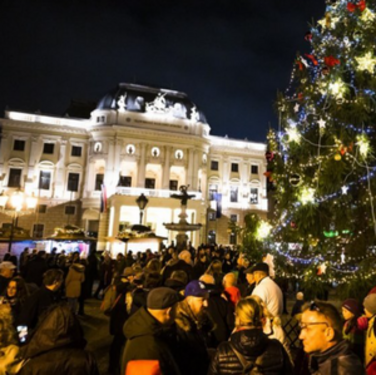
[187,148,194,187]
[137,143,146,188]
[84,160,96,198]
[192,150,199,191]
[55,138,67,199]
[162,146,171,190]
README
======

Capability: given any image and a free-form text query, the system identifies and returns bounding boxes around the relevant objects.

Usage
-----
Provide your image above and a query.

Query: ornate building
[0,83,267,252]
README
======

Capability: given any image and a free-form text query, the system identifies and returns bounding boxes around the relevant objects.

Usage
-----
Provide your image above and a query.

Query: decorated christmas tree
[265,0,376,298]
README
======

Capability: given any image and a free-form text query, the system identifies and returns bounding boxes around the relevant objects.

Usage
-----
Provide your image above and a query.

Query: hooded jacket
[208,328,293,375]
[121,306,181,375]
[309,340,365,375]
[18,304,99,375]
[65,263,85,298]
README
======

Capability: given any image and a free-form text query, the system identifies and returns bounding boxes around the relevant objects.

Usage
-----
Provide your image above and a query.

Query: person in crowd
[78,258,91,316]
[144,258,162,288]
[206,259,224,287]
[19,269,64,330]
[192,250,209,280]
[363,294,376,374]
[114,253,126,277]
[130,273,148,315]
[299,300,364,374]
[179,250,193,266]
[0,261,16,295]
[242,267,256,297]
[23,251,48,287]
[199,273,234,347]
[222,251,233,274]
[232,254,248,285]
[291,291,305,318]
[47,247,58,268]
[222,272,241,308]
[208,298,293,374]
[8,255,18,270]
[173,280,214,375]
[0,304,23,374]
[164,270,188,294]
[19,247,30,274]
[125,250,135,267]
[0,276,30,325]
[341,298,367,361]
[251,262,283,317]
[86,249,99,298]
[121,287,183,375]
[94,252,113,299]
[18,303,99,375]
[162,249,193,283]
[56,250,67,269]
[65,252,85,314]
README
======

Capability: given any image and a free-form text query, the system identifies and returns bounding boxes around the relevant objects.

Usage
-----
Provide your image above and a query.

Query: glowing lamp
[10,190,24,211]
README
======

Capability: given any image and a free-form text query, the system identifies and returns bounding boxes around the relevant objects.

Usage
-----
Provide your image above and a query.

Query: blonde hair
[0,304,17,346]
[248,295,282,327]
[235,298,263,328]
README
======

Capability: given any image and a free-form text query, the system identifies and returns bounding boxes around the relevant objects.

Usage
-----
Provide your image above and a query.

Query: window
[65,206,76,215]
[251,165,259,175]
[39,171,51,190]
[43,143,54,154]
[67,173,80,192]
[33,224,44,239]
[118,176,132,187]
[230,186,238,203]
[230,214,238,223]
[8,169,22,188]
[208,230,216,244]
[95,174,104,191]
[96,116,105,123]
[37,204,47,214]
[208,184,218,201]
[250,188,259,204]
[211,161,219,171]
[13,140,25,151]
[231,163,239,173]
[229,232,237,245]
[71,146,82,157]
[145,178,155,189]
[169,180,178,191]
[208,212,217,221]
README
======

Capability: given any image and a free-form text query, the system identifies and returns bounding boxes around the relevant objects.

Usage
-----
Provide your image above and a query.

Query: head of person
[72,251,80,263]
[43,269,64,291]
[234,298,263,329]
[38,250,46,259]
[223,273,237,289]
[0,262,16,279]
[363,294,376,319]
[116,253,124,261]
[299,300,343,354]
[179,250,192,265]
[146,258,161,274]
[147,287,183,325]
[185,280,209,317]
[0,304,16,347]
[170,270,188,286]
[245,268,255,286]
[23,247,29,254]
[248,295,273,325]
[199,274,215,285]
[296,292,304,301]
[341,298,361,321]
[197,252,207,264]
[121,267,136,283]
[250,263,269,284]
[207,259,222,275]
[6,276,28,300]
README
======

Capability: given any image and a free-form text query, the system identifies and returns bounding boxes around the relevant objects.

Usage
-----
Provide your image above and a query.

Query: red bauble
[324,56,340,67]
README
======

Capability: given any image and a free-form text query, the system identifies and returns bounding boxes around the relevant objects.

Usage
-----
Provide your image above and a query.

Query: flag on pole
[100,184,107,213]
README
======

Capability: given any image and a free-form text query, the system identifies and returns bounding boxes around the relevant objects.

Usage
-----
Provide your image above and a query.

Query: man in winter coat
[65,255,85,314]
[18,303,99,375]
[162,250,193,283]
[251,262,283,317]
[299,300,365,375]
[173,280,214,375]
[121,287,183,375]
[18,269,64,330]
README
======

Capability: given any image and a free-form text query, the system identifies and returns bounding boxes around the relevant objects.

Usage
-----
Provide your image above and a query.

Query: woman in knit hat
[341,298,368,361]
[364,294,376,375]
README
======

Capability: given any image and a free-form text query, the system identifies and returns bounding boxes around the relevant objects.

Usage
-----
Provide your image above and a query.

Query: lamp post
[0,189,38,252]
[136,193,149,225]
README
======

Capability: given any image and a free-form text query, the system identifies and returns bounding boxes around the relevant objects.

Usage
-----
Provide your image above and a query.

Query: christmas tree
[265,0,376,298]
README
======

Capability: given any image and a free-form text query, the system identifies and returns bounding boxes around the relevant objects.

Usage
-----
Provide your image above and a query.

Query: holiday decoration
[299,187,316,205]
[289,174,302,187]
[334,153,342,161]
[255,220,272,241]
[347,0,366,13]
[355,52,376,72]
[324,56,340,67]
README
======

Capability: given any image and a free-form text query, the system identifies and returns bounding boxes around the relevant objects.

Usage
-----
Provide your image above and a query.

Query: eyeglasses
[299,322,330,330]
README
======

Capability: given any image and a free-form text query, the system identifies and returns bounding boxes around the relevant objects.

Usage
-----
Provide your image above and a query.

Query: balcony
[115,187,203,200]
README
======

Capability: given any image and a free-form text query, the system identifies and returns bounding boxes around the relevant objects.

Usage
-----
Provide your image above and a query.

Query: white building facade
[0,83,267,252]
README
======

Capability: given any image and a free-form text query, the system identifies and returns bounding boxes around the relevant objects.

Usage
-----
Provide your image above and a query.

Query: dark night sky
[0,0,325,142]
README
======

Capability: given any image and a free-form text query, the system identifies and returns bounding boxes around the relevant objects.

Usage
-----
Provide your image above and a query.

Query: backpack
[229,342,258,375]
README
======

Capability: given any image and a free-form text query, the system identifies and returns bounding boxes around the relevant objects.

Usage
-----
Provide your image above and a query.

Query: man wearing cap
[0,261,16,295]
[250,262,283,317]
[121,287,183,375]
[173,280,214,375]
[364,294,376,374]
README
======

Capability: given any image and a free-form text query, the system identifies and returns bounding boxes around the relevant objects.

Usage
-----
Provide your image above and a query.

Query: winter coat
[18,286,61,330]
[23,257,48,287]
[192,260,209,280]
[0,345,23,375]
[121,306,181,375]
[162,259,193,283]
[309,340,365,375]
[18,304,99,375]
[366,315,376,369]
[164,279,186,294]
[173,299,213,375]
[343,316,367,360]
[65,263,85,298]
[208,328,294,375]
[0,275,9,295]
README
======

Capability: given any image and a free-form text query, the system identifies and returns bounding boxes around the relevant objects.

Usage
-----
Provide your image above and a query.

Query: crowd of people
[0,243,375,375]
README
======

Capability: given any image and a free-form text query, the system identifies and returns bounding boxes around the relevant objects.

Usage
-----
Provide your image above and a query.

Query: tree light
[357,134,370,157]
[255,221,272,241]
[328,79,346,98]
[299,187,315,205]
[355,51,376,72]
[285,127,301,144]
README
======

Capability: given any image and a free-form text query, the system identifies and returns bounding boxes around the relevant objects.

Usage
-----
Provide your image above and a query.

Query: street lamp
[136,193,149,225]
[0,189,38,252]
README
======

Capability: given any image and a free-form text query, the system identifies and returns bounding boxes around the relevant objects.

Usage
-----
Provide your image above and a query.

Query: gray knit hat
[363,294,376,315]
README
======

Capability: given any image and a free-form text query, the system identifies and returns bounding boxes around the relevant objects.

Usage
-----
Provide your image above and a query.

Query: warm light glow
[299,187,315,205]
[357,134,370,157]
[26,195,38,210]
[10,191,24,211]
[285,127,301,143]
[0,193,9,207]
[361,8,376,23]
[355,51,376,72]
[328,79,346,98]
[256,221,272,241]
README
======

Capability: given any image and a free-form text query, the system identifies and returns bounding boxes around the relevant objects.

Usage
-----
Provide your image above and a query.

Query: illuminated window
[230,186,238,203]
[250,188,258,204]
[39,171,51,190]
